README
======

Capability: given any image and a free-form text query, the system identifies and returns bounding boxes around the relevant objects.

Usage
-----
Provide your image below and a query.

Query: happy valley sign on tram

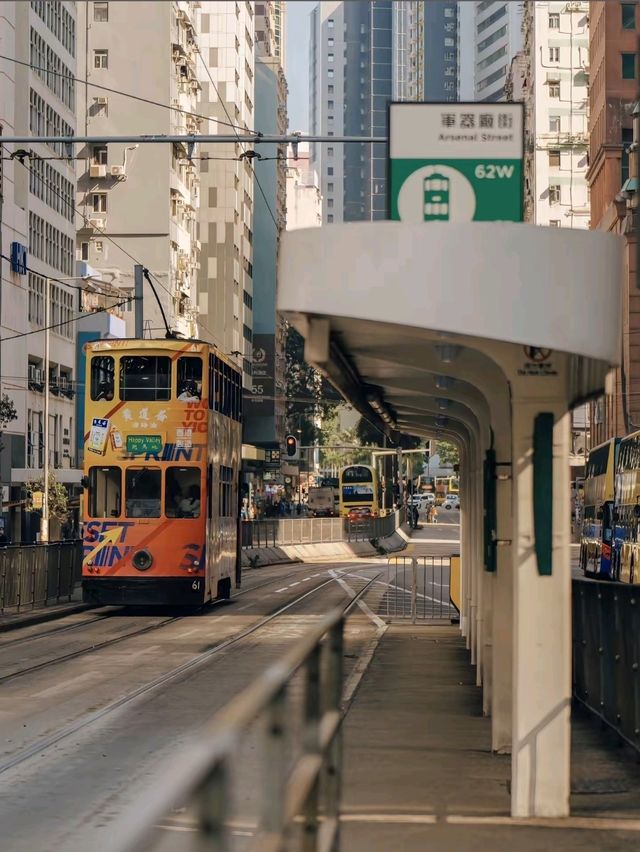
[389,102,524,223]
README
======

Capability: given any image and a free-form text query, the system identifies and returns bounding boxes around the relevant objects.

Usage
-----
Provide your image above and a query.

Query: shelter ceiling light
[435,415,449,428]
[435,375,455,390]
[436,398,450,411]
[434,344,461,364]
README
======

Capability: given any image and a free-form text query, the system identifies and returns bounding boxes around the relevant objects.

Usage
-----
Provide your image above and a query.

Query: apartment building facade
[474,1,523,101]
[197,0,255,387]
[520,1,590,229]
[76,0,200,341]
[588,0,640,444]
[0,1,79,540]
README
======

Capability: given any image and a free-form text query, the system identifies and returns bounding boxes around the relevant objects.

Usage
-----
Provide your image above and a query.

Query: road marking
[274,587,288,593]
[176,628,198,639]
[289,581,300,587]
[340,813,437,825]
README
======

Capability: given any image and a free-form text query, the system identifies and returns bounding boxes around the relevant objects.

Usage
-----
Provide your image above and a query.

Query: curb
[0,602,94,634]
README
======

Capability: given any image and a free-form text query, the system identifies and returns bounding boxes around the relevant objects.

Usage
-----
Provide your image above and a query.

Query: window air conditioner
[90,163,107,178]
[94,96,108,105]
[88,216,106,229]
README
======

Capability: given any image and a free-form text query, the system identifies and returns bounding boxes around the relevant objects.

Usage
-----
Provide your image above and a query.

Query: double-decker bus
[82,340,242,606]
[580,438,619,579]
[614,430,640,583]
[338,465,380,518]
[414,474,435,495]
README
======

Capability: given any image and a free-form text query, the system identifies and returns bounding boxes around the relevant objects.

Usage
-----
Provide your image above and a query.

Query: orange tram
[81,339,242,606]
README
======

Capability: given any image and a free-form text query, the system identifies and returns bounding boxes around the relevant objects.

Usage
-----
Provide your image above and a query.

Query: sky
[285,1,315,132]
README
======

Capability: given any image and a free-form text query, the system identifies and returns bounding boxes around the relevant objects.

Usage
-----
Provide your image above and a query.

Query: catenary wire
[0,298,133,344]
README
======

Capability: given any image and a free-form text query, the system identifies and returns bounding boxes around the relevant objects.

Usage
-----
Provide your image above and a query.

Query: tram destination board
[126,435,163,455]
[389,102,523,223]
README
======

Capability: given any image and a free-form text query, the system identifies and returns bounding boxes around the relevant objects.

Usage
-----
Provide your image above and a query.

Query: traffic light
[285,434,298,458]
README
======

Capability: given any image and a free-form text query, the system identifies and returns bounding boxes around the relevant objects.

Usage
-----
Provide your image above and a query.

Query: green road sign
[389,103,524,223]
[126,435,163,455]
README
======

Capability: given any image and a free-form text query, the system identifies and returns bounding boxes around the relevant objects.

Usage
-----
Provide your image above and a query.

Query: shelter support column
[460,453,471,639]
[511,401,571,818]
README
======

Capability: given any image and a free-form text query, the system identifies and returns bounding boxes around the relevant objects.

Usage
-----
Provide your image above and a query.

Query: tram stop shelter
[277,221,623,818]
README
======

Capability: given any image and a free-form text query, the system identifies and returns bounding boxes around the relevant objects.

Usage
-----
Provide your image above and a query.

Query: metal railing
[0,540,82,615]
[384,555,454,622]
[242,509,404,549]
[573,578,640,753]
[115,580,376,852]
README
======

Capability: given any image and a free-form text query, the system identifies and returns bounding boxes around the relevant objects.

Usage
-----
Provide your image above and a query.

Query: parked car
[347,506,376,522]
[442,495,460,510]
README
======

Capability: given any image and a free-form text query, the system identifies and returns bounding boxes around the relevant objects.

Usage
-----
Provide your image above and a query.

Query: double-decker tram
[82,340,242,606]
[580,438,618,578]
[614,430,640,583]
[338,465,380,518]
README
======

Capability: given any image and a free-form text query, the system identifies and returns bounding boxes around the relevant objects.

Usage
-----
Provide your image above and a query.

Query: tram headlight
[132,549,153,571]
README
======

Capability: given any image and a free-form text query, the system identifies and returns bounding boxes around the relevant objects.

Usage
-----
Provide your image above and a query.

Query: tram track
[0,568,372,778]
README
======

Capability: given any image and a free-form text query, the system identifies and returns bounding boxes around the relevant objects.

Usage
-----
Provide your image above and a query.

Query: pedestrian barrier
[573,578,640,753]
[385,555,455,622]
[0,540,82,615]
[242,509,404,549]
[114,579,377,852]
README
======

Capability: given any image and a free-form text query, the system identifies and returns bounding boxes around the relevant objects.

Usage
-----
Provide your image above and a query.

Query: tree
[284,325,340,444]
[436,440,460,468]
[26,473,69,523]
[0,394,17,452]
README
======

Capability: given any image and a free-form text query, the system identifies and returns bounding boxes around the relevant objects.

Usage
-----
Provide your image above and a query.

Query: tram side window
[219,465,234,517]
[177,357,203,402]
[120,356,171,401]
[88,466,121,518]
[166,467,201,518]
[125,468,161,518]
[90,356,115,401]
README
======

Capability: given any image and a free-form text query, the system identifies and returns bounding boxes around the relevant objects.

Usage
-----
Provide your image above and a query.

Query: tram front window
[88,466,121,518]
[125,468,161,518]
[120,356,171,401]
[166,467,201,518]
[91,356,115,401]
[177,357,203,402]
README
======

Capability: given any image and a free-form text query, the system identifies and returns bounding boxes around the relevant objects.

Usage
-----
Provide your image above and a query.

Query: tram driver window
[125,468,161,518]
[166,467,201,518]
[177,356,203,402]
[120,356,171,401]
[88,467,121,518]
[90,356,115,401]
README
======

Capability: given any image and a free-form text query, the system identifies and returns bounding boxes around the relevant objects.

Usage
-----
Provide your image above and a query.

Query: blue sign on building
[10,242,28,275]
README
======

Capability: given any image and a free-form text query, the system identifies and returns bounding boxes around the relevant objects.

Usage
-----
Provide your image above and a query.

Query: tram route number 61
[474,164,515,180]
[192,580,201,591]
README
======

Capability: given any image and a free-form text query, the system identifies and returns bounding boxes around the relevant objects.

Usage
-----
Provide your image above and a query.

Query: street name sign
[389,102,524,223]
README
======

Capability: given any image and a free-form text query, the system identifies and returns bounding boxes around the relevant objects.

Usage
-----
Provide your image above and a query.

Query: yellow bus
[81,339,242,606]
[580,438,618,579]
[338,464,380,519]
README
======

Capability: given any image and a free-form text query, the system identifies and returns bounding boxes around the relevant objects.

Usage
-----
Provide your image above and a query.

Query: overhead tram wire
[192,42,279,231]
[0,257,126,302]
[5,146,220,341]
[0,297,132,344]
[0,54,248,134]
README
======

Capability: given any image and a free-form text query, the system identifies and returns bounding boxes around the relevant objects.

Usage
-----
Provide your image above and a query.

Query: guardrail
[0,540,82,615]
[242,509,404,549]
[573,578,640,753]
[115,578,377,852]
[385,555,455,622]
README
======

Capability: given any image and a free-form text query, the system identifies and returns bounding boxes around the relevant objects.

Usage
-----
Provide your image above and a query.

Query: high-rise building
[1,1,80,540]
[76,0,200,340]
[197,1,255,387]
[518,2,590,229]
[474,1,522,102]
[243,1,287,451]
[286,143,322,230]
[309,1,345,224]
[587,0,640,444]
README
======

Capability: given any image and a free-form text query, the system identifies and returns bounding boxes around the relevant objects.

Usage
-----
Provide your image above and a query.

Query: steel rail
[0,570,366,777]
[113,574,378,852]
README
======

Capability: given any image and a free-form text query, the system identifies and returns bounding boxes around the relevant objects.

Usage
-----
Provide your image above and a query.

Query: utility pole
[134,264,144,338]
[41,277,51,543]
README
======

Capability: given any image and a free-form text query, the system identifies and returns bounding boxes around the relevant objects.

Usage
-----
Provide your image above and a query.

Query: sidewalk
[0,586,89,633]
[341,625,640,850]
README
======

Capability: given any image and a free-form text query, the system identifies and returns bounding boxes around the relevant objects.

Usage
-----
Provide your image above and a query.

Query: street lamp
[40,273,103,543]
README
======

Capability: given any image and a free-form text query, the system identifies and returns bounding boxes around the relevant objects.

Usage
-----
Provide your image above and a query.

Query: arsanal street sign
[389,102,523,223]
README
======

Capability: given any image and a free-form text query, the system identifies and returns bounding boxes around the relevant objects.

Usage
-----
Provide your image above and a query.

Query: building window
[548,149,561,167]
[328,53,334,62]
[549,47,560,62]
[549,82,560,98]
[328,99,334,109]
[328,146,334,156]
[548,12,560,29]
[92,192,107,213]
[92,145,108,165]
[94,2,109,22]
[549,220,561,228]
[93,49,108,69]
[81,242,89,261]
[327,214,334,223]
[549,184,561,204]
[328,84,334,94]
[549,115,561,132]
[622,52,637,79]
[328,166,334,175]
[444,6,454,17]
[327,37,334,47]
[327,182,334,192]
[328,18,334,28]
[327,198,334,209]
[328,68,334,78]
[622,3,636,29]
